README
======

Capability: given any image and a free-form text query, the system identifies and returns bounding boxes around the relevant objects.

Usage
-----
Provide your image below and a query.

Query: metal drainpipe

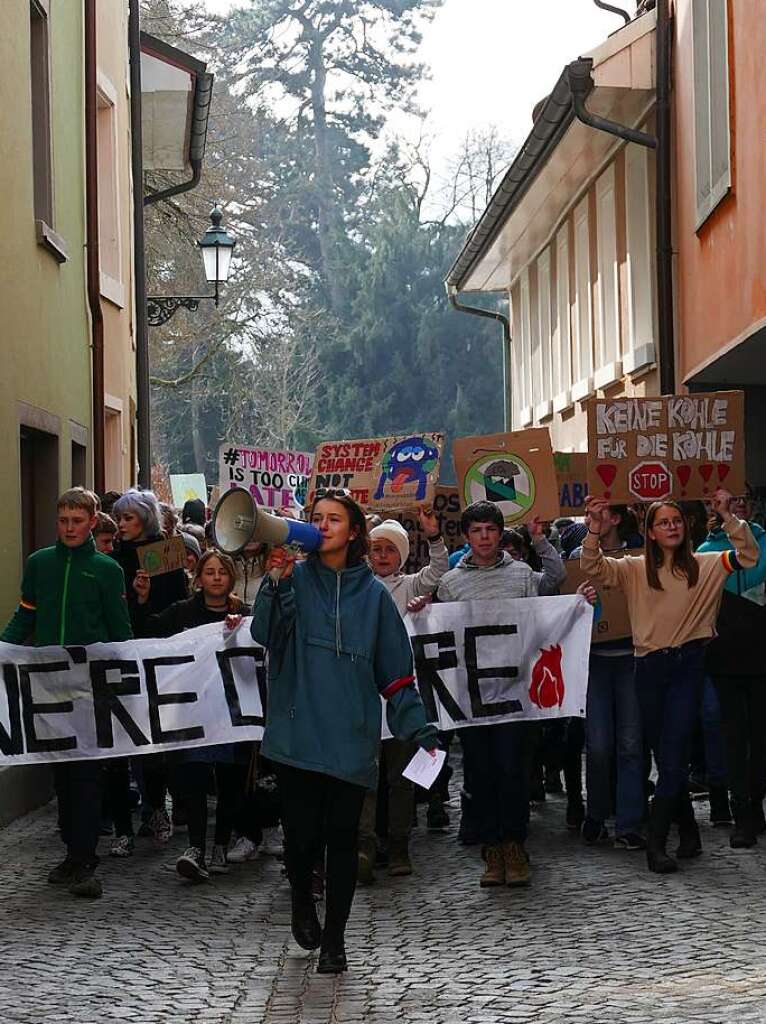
[128,0,151,487]
[448,290,512,431]
[84,0,105,495]
[655,0,676,394]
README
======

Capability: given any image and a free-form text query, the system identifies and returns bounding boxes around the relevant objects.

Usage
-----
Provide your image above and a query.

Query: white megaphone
[211,487,322,556]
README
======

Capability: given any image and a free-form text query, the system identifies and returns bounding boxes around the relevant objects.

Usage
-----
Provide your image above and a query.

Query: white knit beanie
[369,520,410,569]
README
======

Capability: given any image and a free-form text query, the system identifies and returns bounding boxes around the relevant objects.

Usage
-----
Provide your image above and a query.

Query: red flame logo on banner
[529,645,565,709]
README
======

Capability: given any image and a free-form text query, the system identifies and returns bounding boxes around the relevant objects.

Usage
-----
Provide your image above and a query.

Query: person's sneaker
[479,845,505,887]
[227,836,259,864]
[260,825,284,858]
[47,858,77,885]
[176,847,209,883]
[566,800,585,831]
[68,866,103,899]
[614,832,647,851]
[209,845,229,874]
[581,818,610,845]
[149,808,173,845]
[110,835,134,858]
[503,840,531,887]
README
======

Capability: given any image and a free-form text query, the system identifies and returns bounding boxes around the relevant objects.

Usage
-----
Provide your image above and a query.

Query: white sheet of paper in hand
[402,747,446,790]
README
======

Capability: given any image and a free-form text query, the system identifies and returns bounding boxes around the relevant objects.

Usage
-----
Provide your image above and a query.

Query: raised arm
[528,519,566,595]
[580,497,631,589]
[713,489,760,572]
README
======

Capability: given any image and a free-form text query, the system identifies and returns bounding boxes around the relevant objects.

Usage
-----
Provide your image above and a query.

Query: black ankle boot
[317,928,347,974]
[291,889,321,950]
[676,793,702,859]
[646,796,678,874]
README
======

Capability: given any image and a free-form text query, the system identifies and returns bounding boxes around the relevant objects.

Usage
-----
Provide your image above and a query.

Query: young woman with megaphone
[251,487,438,975]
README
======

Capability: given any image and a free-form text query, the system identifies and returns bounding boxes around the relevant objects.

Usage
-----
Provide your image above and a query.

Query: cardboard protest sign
[151,463,173,506]
[554,452,589,517]
[307,432,445,511]
[587,391,745,503]
[453,428,559,526]
[137,536,187,577]
[170,473,207,508]
[219,444,313,511]
[391,486,464,573]
[562,562,632,644]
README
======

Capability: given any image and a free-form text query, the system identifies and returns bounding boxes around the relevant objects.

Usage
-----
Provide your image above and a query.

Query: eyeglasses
[653,518,684,531]
[315,488,352,500]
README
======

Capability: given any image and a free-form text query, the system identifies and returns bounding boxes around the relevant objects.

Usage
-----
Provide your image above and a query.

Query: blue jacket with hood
[698,520,766,601]
[251,554,437,789]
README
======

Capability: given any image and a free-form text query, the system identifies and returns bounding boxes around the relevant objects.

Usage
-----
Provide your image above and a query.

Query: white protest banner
[0,623,268,766]
[0,597,592,765]
[219,443,314,511]
[405,595,592,730]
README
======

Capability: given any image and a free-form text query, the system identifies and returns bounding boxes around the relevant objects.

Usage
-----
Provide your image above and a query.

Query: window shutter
[692,0,731,227]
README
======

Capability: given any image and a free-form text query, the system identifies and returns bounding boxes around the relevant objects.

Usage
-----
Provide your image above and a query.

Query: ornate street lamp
[147,203,236,326]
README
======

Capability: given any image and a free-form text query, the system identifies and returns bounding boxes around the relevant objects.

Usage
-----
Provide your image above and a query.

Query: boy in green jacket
[1,487,132,898]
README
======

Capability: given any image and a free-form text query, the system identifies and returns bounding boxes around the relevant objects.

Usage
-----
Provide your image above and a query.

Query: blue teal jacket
[698,521,766,598]
[251,555,437,789]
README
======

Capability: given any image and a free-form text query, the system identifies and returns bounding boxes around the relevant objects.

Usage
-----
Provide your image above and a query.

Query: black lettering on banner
[19,662,77,753]
[64,646,87,665]
[215,648,267,727]
[143,656,204,744]
[0,665,23,755]
[90,659,149,749]
[410,632,466,724]
[464,625,521,718]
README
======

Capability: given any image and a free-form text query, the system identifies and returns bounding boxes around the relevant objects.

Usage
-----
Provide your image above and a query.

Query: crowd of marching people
[2,477,765,974]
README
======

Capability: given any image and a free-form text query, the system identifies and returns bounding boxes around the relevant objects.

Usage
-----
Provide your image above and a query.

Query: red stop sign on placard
[629,461,672,501]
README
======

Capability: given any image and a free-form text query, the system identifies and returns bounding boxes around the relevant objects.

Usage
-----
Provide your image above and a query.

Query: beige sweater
[580,517,759,657]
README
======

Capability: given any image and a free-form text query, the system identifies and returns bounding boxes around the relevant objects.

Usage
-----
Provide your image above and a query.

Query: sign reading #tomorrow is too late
[586,391,746,503]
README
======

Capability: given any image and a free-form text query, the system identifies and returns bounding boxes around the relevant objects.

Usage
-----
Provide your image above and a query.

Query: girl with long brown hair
[581,489,758,874]
[134,549,252,882]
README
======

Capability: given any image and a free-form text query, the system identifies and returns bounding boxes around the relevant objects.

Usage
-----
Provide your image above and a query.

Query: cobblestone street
[3,770,766,1024]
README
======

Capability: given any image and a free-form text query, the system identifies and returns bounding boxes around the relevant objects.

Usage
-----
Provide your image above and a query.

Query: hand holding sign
[711,488,734,522]
[418,506,440,538]
[133,571,151,606]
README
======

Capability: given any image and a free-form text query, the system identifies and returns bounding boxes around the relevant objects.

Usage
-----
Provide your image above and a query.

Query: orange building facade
[672,0,766,485]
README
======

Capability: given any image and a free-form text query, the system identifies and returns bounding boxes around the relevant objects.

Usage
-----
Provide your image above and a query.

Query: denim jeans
[701,675,727,786]
[585,653,644,835]
[459,722,531,844]
[634,642,705,799]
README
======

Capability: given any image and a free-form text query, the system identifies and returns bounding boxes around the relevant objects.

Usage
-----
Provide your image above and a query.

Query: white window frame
[692,0,731,229]
[518,270,533,426]
[571,197,594,403]
[535,250,553,421]
[594,165,622,389]
[553,225,573,413]
[624,144,656,374]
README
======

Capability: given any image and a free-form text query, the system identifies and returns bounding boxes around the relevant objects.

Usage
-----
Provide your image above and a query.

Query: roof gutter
[141,34,213,207]
[84,0,104,494]
[448,292,512,431]
[445,69,574,293]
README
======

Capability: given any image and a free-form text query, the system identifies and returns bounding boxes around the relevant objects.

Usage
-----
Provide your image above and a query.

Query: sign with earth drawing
[452,428,560,526]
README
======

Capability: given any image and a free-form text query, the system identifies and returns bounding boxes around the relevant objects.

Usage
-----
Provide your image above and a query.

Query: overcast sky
[196,0,621,172]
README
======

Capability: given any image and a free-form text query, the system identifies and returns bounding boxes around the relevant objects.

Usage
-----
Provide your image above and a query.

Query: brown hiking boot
[503,840,530,887]
[388,840,413,877]
[479,845,505,887]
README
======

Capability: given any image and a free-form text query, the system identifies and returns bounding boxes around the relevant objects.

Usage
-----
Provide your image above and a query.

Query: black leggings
[276,763,366,945]
[170,761,250,856]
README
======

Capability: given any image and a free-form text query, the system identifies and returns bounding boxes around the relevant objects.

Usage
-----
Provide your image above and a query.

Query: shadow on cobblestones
[2,760,766,1024]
